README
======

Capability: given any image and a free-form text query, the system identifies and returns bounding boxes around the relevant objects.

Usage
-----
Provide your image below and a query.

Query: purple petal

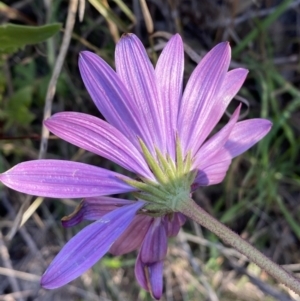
[45,112,153,179]
[140,217,167,263]
[193,104,241,168]
[223,119,272,158]
[177,42,231,155]
[41,201,145,289]
[177,213,186,225]
[213,68,248,121]
[110,215,153,255]
[194,153,231,186]
[193,118,271,187]
[78,51,143,149]
[115,33,165,154]
[155,34,184,159]
[191,68,248,154]
[148,261,164,300]
[135,253,148,291]
[0,160,135,198]
[62,197,134,227]
[135,253,163,300]
[164,213,186,237]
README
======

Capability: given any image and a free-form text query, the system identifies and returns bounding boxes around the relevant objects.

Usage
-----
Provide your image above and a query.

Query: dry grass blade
[88,0,129,32]
[0,233,24,301]
[0,290,35,301]
[39,0,79,159]
[139,0,153,34]
[6,197,30,241]
[112,0,136,23]
[102,0,119,43]
[20,197,44,227]
[78,0,86,21]
[0,267,40,282]
[229,261,295,301]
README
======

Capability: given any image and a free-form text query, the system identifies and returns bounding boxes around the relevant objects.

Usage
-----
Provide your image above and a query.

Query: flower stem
[180,199,300,295]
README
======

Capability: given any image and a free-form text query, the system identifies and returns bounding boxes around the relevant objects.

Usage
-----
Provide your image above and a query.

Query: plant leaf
[0,23,61,54]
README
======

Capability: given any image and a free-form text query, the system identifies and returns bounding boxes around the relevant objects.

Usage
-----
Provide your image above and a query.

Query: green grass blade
[89,0,128,32]
[233,0,293,56]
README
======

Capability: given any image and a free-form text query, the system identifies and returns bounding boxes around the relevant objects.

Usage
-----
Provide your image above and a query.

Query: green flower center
[123,138,196,215]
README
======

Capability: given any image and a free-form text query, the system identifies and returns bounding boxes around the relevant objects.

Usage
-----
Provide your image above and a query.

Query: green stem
[180,199,300,295]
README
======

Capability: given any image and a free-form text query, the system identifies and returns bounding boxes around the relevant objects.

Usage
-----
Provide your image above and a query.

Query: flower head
[0,33,271,299]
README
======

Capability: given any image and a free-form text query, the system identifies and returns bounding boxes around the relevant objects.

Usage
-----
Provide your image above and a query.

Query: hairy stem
[180,199,300,295]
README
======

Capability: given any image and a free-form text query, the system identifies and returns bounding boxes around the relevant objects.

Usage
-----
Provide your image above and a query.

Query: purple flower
[0,33,271,299]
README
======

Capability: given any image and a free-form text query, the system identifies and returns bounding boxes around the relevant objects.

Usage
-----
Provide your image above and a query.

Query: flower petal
[140,217,167,263]
[177,42,231,155]
[193,118,272,187]
[0,160,135,198]
[155,34,184,159]
[135,253,163,300]
[165,213,186,237]
[45,112,153,179]
[135,253,148,291]
[191,68,249,155]
[193,104,241,168]
[115,33,165,153]
[78,51,143,148]
[62,197,154,255]
[147,261,164,300]
[212,68,248,123]
[62,197,134,227]
[193,154,231,187]
[223,119,272,158]
[41,201,145,289]
[110,215,153,255]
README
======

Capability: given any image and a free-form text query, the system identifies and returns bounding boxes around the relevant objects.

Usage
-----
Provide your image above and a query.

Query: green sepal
[139,177,170,194]
[122,177,166,199]
[133,192,165,205]
[166,154,176,174]
[183,151,193,173]
[187,169,197,185]
[155,147,176,181]
[176,136,184,176]
[120,137,197,213]
[139,139,167,184]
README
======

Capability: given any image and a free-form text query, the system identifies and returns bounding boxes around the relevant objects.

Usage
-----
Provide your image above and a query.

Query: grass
[1,0,300,300]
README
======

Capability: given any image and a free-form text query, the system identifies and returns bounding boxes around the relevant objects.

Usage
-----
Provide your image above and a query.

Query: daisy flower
[0,33,271,299]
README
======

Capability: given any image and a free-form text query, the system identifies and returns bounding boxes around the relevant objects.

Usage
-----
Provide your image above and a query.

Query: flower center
[123,138,196,214]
